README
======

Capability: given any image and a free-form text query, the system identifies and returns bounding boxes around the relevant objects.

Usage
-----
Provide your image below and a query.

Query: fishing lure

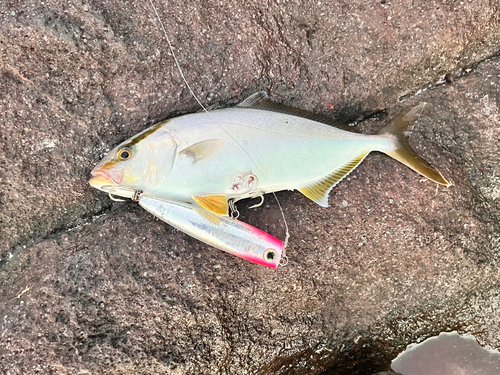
[139,195,284,268]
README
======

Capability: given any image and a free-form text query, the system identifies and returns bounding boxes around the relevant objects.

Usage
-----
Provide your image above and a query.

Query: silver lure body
[139,195,284,268]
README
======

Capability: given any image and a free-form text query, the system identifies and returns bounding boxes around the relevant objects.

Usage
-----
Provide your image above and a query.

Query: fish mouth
[89,170,116,190]
[89,169,136,200]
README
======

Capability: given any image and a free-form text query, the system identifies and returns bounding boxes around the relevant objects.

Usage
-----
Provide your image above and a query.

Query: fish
[138,195,284,268]
[89,91,449,218]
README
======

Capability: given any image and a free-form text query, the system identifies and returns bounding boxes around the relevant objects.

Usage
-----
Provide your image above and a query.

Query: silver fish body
[142,108,390,202]
[90,92,448,215]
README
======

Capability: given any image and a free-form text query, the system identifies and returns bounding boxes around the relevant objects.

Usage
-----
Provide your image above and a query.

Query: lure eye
[117,147,133,161]
[264,248,277,262]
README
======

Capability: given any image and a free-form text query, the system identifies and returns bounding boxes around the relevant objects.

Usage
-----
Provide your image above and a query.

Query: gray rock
[1,1,499,374]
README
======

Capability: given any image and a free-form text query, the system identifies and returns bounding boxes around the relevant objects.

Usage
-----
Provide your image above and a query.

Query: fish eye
[117,147,133,161]
[264,248,277,262]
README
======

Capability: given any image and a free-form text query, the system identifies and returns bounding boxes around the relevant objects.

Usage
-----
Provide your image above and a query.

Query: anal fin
[193,194,229,216]
[299,153,368,207]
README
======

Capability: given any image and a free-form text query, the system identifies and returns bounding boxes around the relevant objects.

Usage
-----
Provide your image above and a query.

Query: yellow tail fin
[379,103,450,186]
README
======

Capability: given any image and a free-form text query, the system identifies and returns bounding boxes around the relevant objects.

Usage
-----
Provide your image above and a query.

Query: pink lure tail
[139,195,284,268]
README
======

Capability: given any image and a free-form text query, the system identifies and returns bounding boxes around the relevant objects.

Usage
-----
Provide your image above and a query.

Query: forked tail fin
[379,103,450,186]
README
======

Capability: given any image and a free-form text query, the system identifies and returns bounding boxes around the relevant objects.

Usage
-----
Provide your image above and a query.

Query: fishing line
[147,0,290,249]
[148,0,207,112]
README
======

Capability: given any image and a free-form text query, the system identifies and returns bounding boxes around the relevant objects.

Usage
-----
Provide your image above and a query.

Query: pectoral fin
[299,153,368,207]
[193,194,229,216]
[180,139,225,163]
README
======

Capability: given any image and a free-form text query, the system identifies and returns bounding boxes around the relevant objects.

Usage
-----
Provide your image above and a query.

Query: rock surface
[1,1,500,374]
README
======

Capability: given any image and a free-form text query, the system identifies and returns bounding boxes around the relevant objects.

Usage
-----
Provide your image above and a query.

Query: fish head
[89,122,178,199]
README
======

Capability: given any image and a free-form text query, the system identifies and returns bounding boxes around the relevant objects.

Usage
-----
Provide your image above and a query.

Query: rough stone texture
[0,0,499,374]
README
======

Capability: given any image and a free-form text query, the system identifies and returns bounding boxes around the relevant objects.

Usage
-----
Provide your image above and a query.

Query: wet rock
[1,1,500,374]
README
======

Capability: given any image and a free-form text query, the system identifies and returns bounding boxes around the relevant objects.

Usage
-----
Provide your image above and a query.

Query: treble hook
[248,195,264,209]
[132,190,143,202]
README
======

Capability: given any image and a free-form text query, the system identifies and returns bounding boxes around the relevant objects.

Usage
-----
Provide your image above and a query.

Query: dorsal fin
[299,153,369,207]
[237,91,359,133]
